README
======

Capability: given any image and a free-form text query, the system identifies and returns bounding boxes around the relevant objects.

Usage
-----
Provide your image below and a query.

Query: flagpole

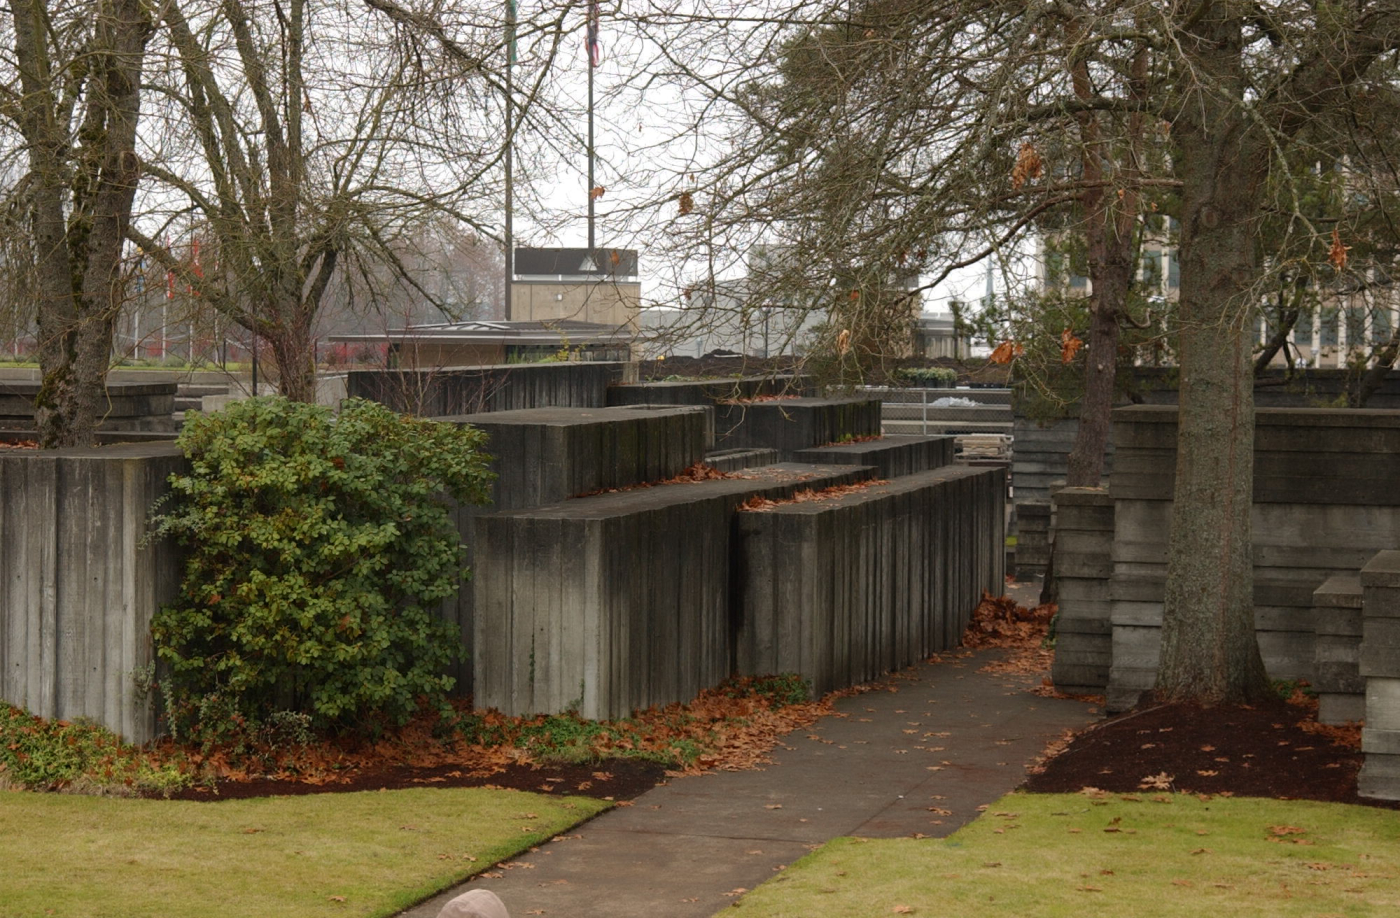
[587,0,596,252]
[504,0,515,320]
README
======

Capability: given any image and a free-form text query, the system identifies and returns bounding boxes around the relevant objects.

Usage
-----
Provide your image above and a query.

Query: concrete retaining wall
[347,362,632,416]
[1360,551,1400,800]
[0,444,185,743]
[1012,415,1113,507]
[473,464,875,719]
[732,466,1005,695]
[791,435,955,479]
[1312,572,1364,724]
[435,405,711,691]
[1104,406,1400,711]
[1049,488,1114,694]
[606,376,809,407]
[714,397,882,455]
[0,381,178,432]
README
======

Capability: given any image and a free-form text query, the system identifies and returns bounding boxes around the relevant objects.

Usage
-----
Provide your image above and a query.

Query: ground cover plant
[149,396,493,744]
[0,704,188,795]
[0,786,605,918]
[725,792,1400,917]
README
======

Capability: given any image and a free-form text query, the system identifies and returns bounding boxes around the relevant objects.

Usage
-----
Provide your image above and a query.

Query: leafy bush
[894,366,958,387]
[151,397,494,741]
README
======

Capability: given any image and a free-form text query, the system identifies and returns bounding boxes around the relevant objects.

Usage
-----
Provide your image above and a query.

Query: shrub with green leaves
[151,397,494,740]
[894,366,958,387]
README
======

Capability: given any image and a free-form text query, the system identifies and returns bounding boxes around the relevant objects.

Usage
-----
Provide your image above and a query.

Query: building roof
[329,319,634,347]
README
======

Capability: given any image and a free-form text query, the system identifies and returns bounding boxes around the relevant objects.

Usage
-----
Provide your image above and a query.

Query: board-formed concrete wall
[473,464,874,719]
[1048,488,1114,695]
[1103,406,1400,711]
[0,381,179,432]
[0,444,185,743]
[1360,551,1400,800]
[732,466,1005,695]
[347,362,631,416]
[714,398,882,455]
[1312,572,1364,724]
[434,405,712,691]
[606,376,810,407]
[791,435,955,479]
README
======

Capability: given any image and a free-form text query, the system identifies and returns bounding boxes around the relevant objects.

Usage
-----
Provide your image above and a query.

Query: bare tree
[3,0,151,446]
[128,0,563,401]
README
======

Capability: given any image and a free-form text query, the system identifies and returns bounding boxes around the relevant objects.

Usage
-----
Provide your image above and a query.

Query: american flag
[586,0,601,67]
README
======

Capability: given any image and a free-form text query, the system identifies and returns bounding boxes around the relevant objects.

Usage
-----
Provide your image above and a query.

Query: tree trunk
[1155,11,1271,705]
[16,0,148,447]
[1066,262,1129,488]
[267,306,318,403]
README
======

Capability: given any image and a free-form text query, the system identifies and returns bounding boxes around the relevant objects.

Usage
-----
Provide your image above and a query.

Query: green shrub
[150,397,494,741]
[894,366,958,387]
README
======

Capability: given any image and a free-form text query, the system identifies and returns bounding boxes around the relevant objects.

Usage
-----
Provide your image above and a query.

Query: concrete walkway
[399,646,1097,918]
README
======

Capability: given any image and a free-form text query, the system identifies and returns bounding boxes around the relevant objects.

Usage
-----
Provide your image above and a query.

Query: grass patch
[0,787,606,918]
[727,792,1400,917]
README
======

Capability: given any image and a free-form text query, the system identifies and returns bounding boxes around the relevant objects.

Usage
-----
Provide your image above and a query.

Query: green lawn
[726,792,1400,917]
[0,787,607,918]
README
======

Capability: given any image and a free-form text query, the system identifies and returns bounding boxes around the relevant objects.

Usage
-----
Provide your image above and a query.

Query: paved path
[399,645,1097,918]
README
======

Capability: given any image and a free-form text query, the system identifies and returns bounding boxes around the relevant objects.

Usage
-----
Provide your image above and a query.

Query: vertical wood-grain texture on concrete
[1103,406,1400,711]
[731,466,1006,696]
[0,444,184,743]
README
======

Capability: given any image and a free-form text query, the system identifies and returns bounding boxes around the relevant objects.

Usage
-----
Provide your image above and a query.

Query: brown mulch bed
[1022,694,1396,808]
[158,757,669,803]
[965,591,1394,809]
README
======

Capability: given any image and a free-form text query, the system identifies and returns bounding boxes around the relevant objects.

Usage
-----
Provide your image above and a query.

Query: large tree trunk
[267,305,318,403]
[1155,11,1271,705]
[16,0,148,447]
[1066,255,1130,488]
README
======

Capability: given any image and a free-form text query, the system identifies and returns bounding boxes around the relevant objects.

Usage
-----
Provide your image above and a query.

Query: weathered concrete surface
[1050,488,1115,695]
[733,466,1005,694]
[439,405,712,511]
[713,397,882,455]
[791,434,955,479]
[434,405,712,693]
[606,376,809,407]
[347,362,632,417]
[1361,550,1400,800]
[0,443,186,743]
[1313,572,1364,725]
[1104,406,1400,711]
[473,464,874,719]
[396,649,1097,918]
[0,380,178,432]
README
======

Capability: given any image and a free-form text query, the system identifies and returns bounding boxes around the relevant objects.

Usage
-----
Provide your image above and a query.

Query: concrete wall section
[791,435,955,479]
[346,362,631,416]
[0,381,178,432]
[1312,572,1364,725]
[1360,551,1400,800]
[1012,415,1114,507]
[1103,407,1400,712]
[1049,488,1114,694]
[0,445,185,743]
[732,466,1006,695]
[606,376,809,407]
[714,398,883,456]
[473,464,874,720]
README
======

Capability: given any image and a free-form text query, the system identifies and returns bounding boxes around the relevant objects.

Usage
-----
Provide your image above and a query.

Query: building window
[1294,311,1313,348]
[1320,308,1339,347]
[1167,251,1180,289]
[1374,307,1393,345]
[1346,306,1367,347]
